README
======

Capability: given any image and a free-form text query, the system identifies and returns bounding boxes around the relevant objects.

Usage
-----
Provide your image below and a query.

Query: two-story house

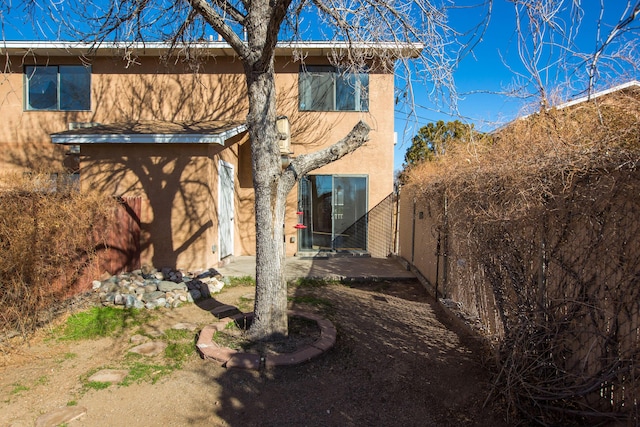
[0,41,412,271]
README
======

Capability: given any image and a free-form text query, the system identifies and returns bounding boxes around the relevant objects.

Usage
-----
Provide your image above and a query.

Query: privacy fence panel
[399,166,639,424]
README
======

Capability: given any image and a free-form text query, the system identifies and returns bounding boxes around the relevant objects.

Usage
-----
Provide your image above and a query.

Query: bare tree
[3,0,472,340]
[508,0,640,109]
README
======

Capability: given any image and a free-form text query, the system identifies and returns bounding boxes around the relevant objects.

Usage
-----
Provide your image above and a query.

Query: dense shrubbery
[404,88,640,425]
[0,173,116,342]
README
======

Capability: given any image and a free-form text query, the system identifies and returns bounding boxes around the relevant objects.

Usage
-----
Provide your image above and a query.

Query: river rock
[158,280,187,292]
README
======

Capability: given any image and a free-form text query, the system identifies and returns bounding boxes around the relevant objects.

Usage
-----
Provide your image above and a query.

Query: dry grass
[405,88,640,223]
[0,172,117,344]
[403,90,640,426]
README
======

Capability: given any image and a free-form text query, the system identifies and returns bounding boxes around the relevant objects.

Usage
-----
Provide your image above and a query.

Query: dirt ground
[0,280,509,427]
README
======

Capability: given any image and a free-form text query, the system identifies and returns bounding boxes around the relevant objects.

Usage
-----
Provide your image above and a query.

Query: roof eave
[51,124,248,145]
[1,41,424,59]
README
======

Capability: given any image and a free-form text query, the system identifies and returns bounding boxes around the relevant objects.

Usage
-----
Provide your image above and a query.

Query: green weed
[237,295,255,312]
[226,276,256,287]
[163,329,192,341]
[58,306,153,340]
[121,362,173,385]
[35,375,49,386]
[85,381,111,390]
[10,383,29,395]
[164,342,194,365]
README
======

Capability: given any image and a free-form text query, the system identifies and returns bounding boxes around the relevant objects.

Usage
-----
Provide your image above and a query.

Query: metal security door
[218,160,234,259]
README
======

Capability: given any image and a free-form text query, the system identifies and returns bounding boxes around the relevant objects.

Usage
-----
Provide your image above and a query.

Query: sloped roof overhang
[51,121,247,145]
[1,40,424,60]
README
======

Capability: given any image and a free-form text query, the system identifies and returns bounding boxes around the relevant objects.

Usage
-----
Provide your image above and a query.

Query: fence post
[442,193,449,297]
[411,198,416,265]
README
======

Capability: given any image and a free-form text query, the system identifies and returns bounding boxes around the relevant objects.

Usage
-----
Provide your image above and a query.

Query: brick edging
[196,310,336,370]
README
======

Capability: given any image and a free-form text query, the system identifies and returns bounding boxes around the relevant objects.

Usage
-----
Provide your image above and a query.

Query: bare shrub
[0,172,116,343]
[404,89,640,425]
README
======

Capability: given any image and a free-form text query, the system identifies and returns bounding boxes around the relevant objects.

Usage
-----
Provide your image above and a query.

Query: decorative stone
[158,280,187,292]
[172,322,198,331]
[124,294,137,308]
[143,284,158,293]
[113,294,125,305]
[130,334,149,344]
[89,265,230,311]
[142,291,165,302]
[88,369,128,383]
[141,264,154,275]
[129,341,167,356]
[35,406,87,427]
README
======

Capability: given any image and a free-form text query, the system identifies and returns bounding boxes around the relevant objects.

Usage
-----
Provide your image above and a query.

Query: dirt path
[1,280,507,427]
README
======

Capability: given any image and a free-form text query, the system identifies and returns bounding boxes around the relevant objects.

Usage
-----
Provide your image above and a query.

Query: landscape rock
[34,406,87,427]
[130,334,149,344]
[92,266,226,310]
[172,322,198,331]
[87,369,129,384]
[129,341,167,356]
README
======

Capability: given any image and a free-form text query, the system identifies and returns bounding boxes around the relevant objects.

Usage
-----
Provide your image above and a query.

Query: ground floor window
[298,175,368,252]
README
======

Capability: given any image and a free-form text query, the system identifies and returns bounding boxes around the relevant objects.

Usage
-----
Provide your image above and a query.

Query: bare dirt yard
[0,280,509,427]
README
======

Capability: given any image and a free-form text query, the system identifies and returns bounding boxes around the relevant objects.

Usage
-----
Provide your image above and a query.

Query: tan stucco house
[0,41,410,271]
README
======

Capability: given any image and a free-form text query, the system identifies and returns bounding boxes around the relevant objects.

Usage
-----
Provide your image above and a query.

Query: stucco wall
[0,50,396,270]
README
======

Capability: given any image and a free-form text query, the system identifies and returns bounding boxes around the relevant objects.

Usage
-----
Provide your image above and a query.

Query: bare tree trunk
[244,54,289,339]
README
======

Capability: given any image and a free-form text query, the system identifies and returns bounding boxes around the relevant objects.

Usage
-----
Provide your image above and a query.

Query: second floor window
[25,65,91,111]
[299,66,369,112]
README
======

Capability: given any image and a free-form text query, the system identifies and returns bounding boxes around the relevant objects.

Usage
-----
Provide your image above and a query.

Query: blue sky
[2,1,638,171]
[392,1,640,170]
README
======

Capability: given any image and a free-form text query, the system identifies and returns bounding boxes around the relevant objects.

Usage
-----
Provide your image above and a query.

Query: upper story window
[24,65,91,111]
[299,65,369,112]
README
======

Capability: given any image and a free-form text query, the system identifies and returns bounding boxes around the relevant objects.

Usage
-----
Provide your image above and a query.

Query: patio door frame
[297,174,368,253]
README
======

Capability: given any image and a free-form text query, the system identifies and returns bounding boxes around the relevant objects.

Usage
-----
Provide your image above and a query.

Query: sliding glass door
[298,175,368,252]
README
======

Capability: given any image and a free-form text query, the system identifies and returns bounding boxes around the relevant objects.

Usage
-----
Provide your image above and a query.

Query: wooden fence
[398,169,639,424]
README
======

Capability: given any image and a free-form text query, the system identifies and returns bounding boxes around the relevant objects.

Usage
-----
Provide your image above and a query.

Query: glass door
[298,175,368,252]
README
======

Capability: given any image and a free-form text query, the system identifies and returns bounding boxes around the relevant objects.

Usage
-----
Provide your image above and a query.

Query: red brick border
[196,310,336,370]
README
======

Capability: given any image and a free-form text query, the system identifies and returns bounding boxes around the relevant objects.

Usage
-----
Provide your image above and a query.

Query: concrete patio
[216,255,416,281]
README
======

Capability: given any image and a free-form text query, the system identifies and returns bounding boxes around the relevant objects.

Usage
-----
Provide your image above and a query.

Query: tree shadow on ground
[184,280,509,427]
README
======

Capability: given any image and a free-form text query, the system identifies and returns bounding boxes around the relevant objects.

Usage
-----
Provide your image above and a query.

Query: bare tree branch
[588,0,640,96]
[187,0,248,58]
[287,120,371,180]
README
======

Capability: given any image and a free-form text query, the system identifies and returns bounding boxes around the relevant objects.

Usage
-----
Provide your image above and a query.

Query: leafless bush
[0,173,116,344]
[404,89,640,425]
